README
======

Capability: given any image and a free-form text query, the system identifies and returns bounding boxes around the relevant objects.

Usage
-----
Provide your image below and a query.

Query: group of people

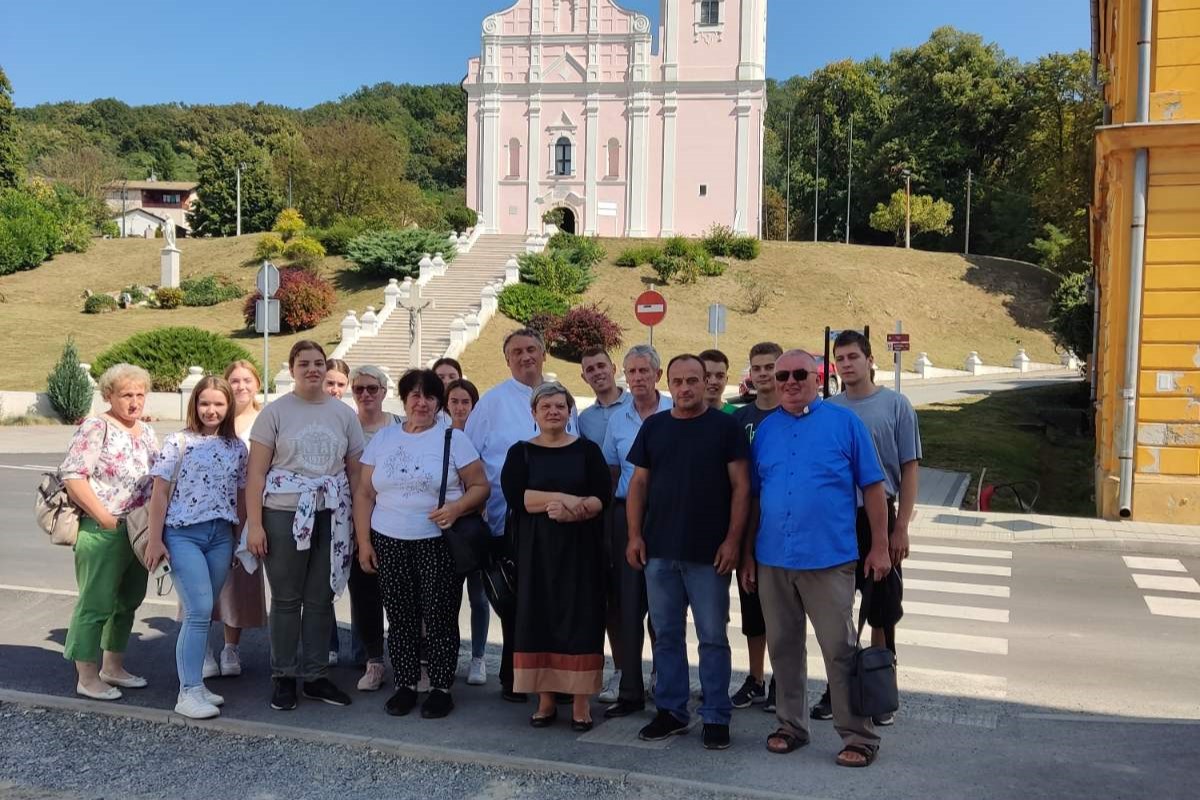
[56,321,919,769]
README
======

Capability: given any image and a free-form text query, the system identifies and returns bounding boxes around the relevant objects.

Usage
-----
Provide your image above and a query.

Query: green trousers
[63,518,148,663]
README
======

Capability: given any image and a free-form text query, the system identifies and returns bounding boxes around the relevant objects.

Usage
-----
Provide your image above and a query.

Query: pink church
[464,0,767,239]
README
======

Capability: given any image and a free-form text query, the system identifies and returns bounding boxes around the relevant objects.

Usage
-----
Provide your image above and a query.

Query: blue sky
[0,1,1090,108]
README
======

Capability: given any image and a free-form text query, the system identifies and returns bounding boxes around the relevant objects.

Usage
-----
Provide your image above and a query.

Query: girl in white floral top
[60,363,159,702]
[143,376,247,720]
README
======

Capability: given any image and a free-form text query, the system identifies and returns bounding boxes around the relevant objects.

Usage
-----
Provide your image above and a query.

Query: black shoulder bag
[481,443,525,619]
[437,427,490,577]
[848,579,900,718]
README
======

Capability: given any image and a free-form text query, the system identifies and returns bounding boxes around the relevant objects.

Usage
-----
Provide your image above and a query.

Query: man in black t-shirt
[729,342,781,713]
[626,354,750,751]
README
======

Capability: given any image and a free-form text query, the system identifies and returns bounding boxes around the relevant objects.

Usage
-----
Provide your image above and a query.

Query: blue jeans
[644,558,733,725]
[465,571,490,659]
[166,519,234,689]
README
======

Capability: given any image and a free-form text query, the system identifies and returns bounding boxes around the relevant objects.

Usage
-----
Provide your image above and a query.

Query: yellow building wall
[1094,0,1200,522]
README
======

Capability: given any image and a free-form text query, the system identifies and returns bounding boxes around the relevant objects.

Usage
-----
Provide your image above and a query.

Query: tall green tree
[292,119,415,225]
[0,66,21,189]
[188,131,282,236]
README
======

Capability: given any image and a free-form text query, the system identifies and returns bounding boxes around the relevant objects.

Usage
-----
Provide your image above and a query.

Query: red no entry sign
[634,290,667,327]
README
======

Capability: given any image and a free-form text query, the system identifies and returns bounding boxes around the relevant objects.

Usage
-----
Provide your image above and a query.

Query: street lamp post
[902,169,912,249]
[785,108,793,241]
[813,113,820,243]
[236,162,245,237]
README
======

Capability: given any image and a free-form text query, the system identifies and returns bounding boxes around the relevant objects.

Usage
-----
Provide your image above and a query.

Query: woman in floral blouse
[60,363,159,701]
[143,376,247,720]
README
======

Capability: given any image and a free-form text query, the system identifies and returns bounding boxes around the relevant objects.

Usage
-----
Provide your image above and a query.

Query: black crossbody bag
[437,427,490,577]
[849,580,900,718]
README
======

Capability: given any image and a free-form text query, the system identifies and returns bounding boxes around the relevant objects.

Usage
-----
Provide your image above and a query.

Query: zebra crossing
[1122,555,1200,619]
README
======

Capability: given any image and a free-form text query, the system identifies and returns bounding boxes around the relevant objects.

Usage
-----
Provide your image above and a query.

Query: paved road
[1,451,1197,799]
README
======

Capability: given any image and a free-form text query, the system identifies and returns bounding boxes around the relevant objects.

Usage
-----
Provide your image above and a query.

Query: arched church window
[555,137,573,177]
[606,138,621,178]
[508,138,521,178]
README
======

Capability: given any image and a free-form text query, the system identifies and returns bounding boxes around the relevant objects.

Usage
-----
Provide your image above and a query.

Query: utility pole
[903,169,912,250]
[235,162,243,237]
[813,113,820,243]
[965,168,972,255]
[785,108,793,241]
[121,180,128,238]
[845,116,853,245]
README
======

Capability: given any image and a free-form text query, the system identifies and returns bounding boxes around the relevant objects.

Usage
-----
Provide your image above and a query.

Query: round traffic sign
[634,290,667,327]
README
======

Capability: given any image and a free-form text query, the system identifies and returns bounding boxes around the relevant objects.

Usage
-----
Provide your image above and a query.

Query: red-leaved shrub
[542,304,623,361]
[243,268,336,333]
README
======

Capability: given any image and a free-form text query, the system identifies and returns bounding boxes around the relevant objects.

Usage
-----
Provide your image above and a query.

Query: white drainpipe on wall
[1117,0,1154,517]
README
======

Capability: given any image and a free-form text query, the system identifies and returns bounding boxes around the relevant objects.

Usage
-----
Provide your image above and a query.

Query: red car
[738,355,839,401]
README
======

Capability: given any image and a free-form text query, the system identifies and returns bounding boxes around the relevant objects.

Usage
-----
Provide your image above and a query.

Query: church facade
[464,0,767,238]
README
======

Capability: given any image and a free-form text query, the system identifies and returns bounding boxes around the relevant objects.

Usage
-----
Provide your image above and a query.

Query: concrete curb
[0,688,828,800]
[913,530,1200,556]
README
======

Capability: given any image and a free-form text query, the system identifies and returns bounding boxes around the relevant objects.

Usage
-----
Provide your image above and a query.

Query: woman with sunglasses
[346,365,401,691]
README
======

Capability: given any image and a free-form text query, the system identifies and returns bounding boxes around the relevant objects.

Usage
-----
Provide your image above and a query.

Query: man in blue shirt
[742,349,891,768]
[599,344,672,718]
[627,354,750,751]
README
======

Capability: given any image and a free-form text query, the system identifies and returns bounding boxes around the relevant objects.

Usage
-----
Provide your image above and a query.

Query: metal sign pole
[894,319,902,393]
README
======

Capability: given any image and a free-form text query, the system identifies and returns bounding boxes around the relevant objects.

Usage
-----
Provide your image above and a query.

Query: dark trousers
[348,559,385,661]
[609,500,655,702]
[491,535,517,691]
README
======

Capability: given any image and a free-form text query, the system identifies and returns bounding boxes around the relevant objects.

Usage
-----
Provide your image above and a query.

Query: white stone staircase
[340,233,529,377]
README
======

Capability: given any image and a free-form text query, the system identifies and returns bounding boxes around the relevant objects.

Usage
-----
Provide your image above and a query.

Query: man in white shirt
[465,327,577,701]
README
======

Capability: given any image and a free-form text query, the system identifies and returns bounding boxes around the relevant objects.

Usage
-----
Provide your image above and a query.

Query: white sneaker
[200,684,225,707]
[599,669,622,703]
[467,657,487,686]
[328,650,339,667]
[219,646,241,677]
[416,662,431,693]
[202,651,220,679]
[357,661,386,692]
[175,687,219,720]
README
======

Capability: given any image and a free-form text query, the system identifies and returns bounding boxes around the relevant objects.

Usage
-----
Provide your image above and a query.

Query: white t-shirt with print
[362,425,480,540]
[150,431,247,528]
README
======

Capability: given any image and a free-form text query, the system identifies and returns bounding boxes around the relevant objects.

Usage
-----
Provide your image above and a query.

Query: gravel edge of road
[0,689,813,800]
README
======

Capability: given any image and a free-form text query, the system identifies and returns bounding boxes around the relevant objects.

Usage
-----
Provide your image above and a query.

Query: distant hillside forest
[7,27,1100,268]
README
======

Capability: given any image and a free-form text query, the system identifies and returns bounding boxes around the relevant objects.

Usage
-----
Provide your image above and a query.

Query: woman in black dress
[501,382,611,731]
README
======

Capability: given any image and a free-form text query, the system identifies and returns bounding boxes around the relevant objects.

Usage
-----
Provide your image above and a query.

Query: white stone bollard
[965,352,984,375]
[449,317,467,352]
[378,366,397,396]
[419,254,434,283]
[383,279,400,314]
[178,366,205,419]
[480,285,498,323]
[504,257,520,286]
[399,277,412,302]
[465,313,481,343]
[448,232,459,247]
[1013,348,1031,373]
[914,352,933,379]
[457,233,469,247]
[432,252,447,276]
[1061,351,1080,370]
[340,310,361,344]
[361,306,379,336]
[78,363,98,388]
[274,362,294,397]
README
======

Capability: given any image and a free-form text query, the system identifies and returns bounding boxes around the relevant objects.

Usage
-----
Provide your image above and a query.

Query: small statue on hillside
[162,219,176,249]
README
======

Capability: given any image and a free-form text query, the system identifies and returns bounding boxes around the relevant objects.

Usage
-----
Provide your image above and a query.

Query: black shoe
[702,723,731,750]
[421,689,454,719]
[385,686,418,716]
[762,677,777,713]
[810,687,833,720]
[555,692,573,705]
[604,699,646,719]
[730,675,766,709]
[302,677,352,707]
[638,709,689,741]
[571,718,594,732]
[873,711,896,726]
[502,688,528,703]
[270,677,297,711]
[530,707,558,728]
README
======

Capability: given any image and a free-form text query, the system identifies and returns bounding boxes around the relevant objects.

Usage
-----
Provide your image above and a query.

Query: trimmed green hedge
[498,283,570,323]
[92,327,260,392]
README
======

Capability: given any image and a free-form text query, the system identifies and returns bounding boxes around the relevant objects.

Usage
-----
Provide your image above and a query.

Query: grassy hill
[0,236,385,389]
[460,239,1062,396]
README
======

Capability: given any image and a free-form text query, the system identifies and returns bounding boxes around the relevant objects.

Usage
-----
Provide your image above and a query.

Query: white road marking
[905,559,1012,577]
[1122,556,1187,573]
[905,578,1010,598]
[0,464,54,472]
[910,544,1013,560]
[0,583,176,607]
[904,600,1010,623]
[1143,595,1200,618]
[1131,574,1200,594]
[895,628,1009,655]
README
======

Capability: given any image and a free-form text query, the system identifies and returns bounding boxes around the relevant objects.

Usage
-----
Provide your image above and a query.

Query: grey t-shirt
[828,387,921,498]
